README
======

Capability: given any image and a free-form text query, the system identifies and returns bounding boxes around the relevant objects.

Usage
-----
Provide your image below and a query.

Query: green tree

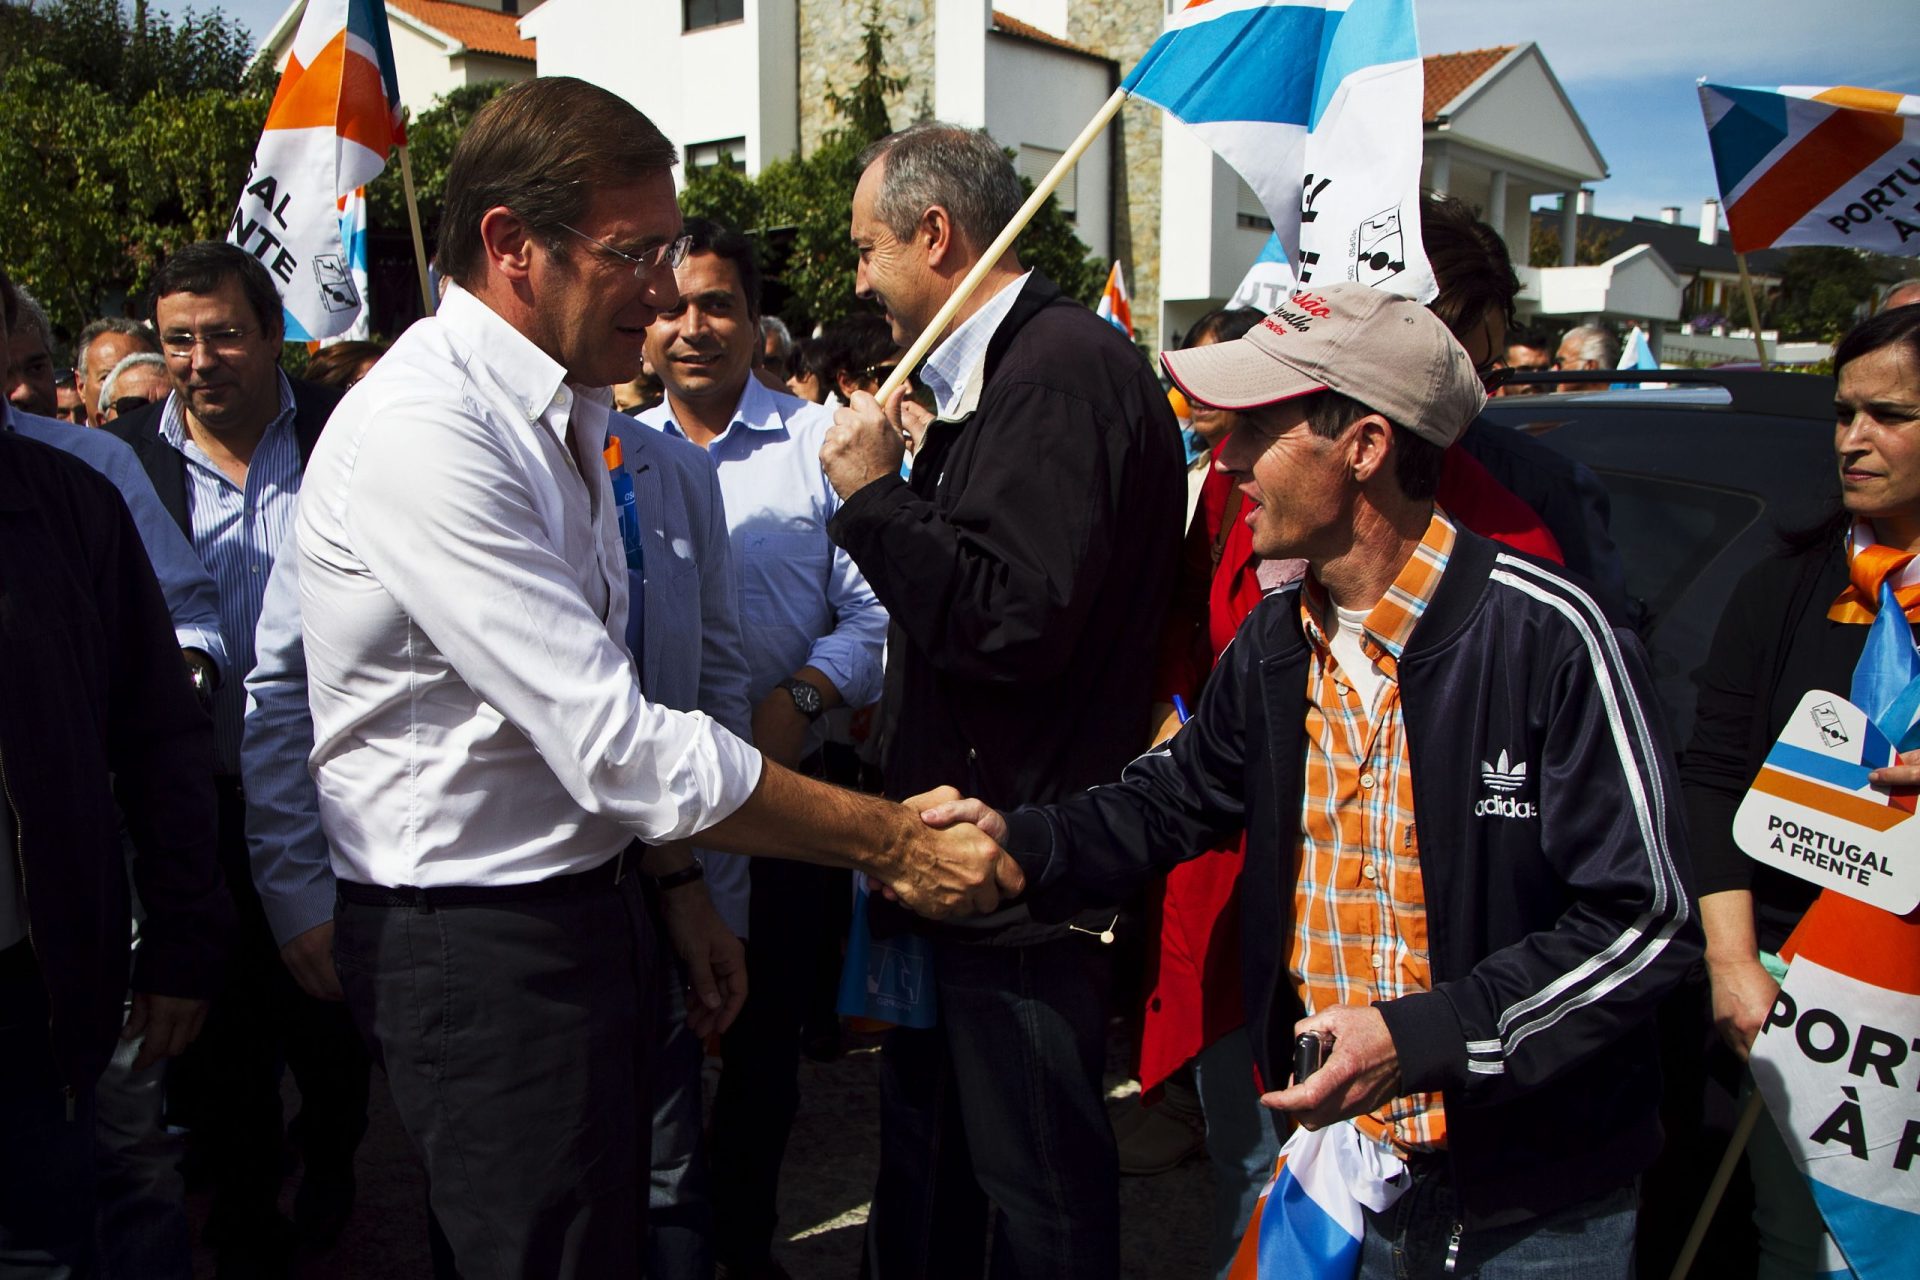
[0,0,271,338]
[365,80,511,246]
[1529,218,1615,268]
[1767,246,1876,341]
[683,6,1099,332]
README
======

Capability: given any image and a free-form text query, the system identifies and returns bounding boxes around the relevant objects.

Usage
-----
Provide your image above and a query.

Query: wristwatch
[777,676,825,721]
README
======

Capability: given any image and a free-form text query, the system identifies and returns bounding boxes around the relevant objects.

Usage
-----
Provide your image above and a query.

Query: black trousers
[707,855,851,1269]
[333,864,657,1280]
[865,935,1118,1280]
[168,779,369,1237]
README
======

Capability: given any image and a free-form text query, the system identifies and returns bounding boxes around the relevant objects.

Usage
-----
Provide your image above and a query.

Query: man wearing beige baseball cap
[918,281,1698,1275]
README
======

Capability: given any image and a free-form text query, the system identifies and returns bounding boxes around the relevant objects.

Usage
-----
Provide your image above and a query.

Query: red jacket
[1139,448,1563,1092]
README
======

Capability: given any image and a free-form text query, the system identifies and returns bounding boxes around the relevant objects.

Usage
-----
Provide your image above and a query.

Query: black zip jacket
[830,272,1186,939]
[1682,539,1855,952]
[0,433,228,1089]
[999,528,1700,1219]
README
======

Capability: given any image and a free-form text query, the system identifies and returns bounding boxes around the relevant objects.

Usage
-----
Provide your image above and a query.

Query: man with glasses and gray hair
[291,77,1017,1279]
[106,241,363,1272]
[821,120,1185,1278]
[98,352,171,422]
[1554,323,1622,390]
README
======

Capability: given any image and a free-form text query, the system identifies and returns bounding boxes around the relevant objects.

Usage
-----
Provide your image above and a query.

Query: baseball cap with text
[1160,282,1486,447]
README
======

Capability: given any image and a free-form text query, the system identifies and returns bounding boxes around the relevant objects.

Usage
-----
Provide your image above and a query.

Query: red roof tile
[1422,46,1515,122]
[989,10,1105,61]
[387,0,535,63]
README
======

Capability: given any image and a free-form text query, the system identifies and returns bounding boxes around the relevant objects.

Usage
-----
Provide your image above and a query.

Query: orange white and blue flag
[1227,1121,1405,1280]
[1700,82,1920,256]
[1095,261,1133,339]
[1750,891,1920,1279]
[230,0,406,341]
[1123,0,1432,301]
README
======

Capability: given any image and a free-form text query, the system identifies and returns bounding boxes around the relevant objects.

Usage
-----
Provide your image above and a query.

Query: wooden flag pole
[1666,1089,1765,1280]
[875,86,1129,405]
[397,117,435,317]
[1736,252,1769,368]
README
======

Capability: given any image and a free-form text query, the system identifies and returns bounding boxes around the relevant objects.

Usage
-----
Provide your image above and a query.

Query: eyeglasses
[160,327,256,358]
[1476,362,1514,394]
[555,223,693,276]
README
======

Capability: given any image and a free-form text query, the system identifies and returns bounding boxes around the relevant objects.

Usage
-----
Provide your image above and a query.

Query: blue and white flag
[1228,1121,1407,1279]
[1124,0,1433,302]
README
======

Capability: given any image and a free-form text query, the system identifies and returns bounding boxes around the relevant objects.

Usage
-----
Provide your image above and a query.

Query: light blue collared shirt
[919,271,1033,418]
[4,404,228,675]
[638,376,887,715]
[159,373,300,772]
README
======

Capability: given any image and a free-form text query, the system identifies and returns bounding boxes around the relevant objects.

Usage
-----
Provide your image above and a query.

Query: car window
[1592,469,1765,636]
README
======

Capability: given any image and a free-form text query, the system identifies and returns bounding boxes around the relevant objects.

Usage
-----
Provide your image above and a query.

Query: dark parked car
[1484,367,1838,744]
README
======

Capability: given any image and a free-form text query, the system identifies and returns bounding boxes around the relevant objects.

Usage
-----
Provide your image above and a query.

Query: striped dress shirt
[158,373,300,773]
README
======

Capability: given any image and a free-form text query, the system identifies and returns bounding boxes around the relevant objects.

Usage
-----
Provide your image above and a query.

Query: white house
[256,0,536,118]
[521,0,1116,266]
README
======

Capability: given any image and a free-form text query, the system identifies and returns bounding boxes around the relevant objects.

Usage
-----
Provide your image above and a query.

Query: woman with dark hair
[302,339,388,391]
[1683,304,1920,1277]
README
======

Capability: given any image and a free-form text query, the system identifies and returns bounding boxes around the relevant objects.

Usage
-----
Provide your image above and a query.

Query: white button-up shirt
[296,284,762,888]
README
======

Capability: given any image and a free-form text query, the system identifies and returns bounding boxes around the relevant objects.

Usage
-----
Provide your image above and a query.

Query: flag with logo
[1123,0,1432,301]
[1096,261,1134,339]
[1749,890,1920,1279]
[1227,1121,1406,1280]
[1231,232,1296,312]
[231,0,406,341]
[1699,82,1920,256]
[335,186,373,342]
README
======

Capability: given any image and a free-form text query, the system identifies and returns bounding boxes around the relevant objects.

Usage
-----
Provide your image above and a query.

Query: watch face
[786,679,823,717]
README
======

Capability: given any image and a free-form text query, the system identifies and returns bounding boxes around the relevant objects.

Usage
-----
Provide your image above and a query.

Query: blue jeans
[1358,1159,1637,1280]
[646,907,714,1280]
[866,933,1117,1280]
[1192,1030,1283,1280]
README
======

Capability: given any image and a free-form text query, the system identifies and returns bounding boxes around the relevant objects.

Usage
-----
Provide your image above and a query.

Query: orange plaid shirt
[1286,509,1456,1154]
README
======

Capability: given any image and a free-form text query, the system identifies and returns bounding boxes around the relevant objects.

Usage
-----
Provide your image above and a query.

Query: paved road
[190,1030,1215,1278]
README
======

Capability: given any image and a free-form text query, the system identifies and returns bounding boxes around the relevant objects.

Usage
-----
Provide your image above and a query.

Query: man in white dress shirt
[293,77,1019,1279]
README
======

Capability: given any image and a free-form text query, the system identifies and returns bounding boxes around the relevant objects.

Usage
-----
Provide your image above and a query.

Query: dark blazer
[106,377,343,535]
[0,432,229,1089]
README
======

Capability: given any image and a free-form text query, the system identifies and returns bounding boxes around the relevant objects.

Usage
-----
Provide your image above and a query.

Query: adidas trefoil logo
[1481,750,1527,793]
[1475,749,1537,819]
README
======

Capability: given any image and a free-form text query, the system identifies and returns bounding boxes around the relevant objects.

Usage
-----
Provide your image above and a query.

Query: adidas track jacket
[998,527,1700,1222]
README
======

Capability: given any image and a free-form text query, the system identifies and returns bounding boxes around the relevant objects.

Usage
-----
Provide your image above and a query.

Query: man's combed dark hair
[858,122,1025,251]
[437,77,678,287]
[681,217,763,317]
[150,241,286,341]
[1300,389,1445,501]
[1420,191,1520,339]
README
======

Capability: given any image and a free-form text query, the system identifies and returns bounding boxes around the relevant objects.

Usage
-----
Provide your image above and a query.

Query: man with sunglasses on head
[292,78,1015,1280]
[106,241,367,1273]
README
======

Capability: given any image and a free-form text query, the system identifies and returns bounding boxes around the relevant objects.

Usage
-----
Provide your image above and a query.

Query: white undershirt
[1329,605,1387,719]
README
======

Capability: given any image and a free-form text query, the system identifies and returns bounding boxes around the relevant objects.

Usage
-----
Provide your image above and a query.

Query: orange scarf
[1829,525,1920,623]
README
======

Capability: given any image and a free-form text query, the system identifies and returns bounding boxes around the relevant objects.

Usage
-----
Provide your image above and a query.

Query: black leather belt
[335,847,629,909]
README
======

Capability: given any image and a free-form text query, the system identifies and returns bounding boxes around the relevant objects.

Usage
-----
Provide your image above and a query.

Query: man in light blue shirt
[638,217,887,1277]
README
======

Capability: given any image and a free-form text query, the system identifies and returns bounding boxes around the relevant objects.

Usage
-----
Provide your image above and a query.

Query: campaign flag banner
[1750,890,1920,1279]
[1231,232,1296,312]
[1125,0,1433,302]
[231,0,406,341]
[1096,261,1135,339]
[1227,1121,1405,1280]
[1733,690,1920,915]
[1700,82,1920,256]
[334,186,372,343]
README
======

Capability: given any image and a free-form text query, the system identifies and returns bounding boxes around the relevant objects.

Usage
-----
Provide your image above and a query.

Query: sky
[208,0,1919,226]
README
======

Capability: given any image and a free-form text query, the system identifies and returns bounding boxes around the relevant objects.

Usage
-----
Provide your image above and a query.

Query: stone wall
[1069,0,1165,349]
[796,0,938,155]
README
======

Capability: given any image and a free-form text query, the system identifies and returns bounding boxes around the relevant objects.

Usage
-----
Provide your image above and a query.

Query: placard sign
[1733,689,1920,915]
